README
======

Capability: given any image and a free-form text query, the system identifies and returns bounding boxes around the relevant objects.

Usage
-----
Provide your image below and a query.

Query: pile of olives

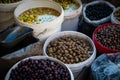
[96,25,120,50]
[9,59,71,80]
[85,3,113,20]
[53,0,79,10]
[18,7,60,24]
[47,36,93,64]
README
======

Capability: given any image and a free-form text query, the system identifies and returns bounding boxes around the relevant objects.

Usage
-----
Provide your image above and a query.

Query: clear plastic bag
[91,53,120,80]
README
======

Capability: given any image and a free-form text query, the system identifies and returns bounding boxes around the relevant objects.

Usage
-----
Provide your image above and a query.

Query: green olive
[54,0,79,10]
[18,7,60,24]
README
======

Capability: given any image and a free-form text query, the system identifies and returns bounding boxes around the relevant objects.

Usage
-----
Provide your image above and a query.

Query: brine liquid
[18,7,60,24]
[64,3,79,15]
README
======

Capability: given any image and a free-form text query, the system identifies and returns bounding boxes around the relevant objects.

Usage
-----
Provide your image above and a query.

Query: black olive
[9,59,71,80]
[85,3,113,20]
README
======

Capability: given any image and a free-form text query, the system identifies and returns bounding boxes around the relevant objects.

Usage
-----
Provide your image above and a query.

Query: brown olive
[47,36,93,64]
[96,25,120,50]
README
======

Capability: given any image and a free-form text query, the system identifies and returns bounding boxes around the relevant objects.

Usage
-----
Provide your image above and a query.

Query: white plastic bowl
[0,12,13,23]
[43,31,96,75]
[0,1,23,12]
[14,0,64,42]
[5,56,74,80]
[0,18,14,32]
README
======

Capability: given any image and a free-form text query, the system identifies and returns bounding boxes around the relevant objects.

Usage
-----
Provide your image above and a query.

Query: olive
[53,0,79,10]
[96,25,120,50]
[9,59,71,80]
[47,36,93,64]
[85,3,113,20]
[18,7,60,24]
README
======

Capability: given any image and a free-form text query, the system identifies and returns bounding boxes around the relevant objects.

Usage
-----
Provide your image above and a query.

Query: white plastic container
[5,56,74,80]
[0,0,24,29]
[83,1,115,27]
[0,1,23,12]
[43,31,96,77]
[14,0,64,42]
[111,7,120,24]
[61,0,82,31]
[0,18,14,32]
[0,12,13,23]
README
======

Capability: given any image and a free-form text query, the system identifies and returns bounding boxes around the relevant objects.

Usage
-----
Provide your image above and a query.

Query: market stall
[0,0,120,80]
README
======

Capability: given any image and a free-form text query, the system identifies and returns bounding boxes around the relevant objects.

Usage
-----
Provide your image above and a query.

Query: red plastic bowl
[92,23,120,53]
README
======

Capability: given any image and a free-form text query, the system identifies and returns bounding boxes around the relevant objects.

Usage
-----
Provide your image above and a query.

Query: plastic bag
[91,53,120,80]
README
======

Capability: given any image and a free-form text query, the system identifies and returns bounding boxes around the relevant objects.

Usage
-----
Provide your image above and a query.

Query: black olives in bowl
[5,56,74,80]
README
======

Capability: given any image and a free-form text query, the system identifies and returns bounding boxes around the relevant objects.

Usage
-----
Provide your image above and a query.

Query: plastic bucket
[5,56,74,80]
[0,1,23,12]
[0,0,23,31]
[43,31,96,77]
[0,12,13,23]
[0,18,14,32]
[14,0,64,42]
[61,0,82,31]
[111,7,120,24]
[83,1,115,27]
[92,23,120,53]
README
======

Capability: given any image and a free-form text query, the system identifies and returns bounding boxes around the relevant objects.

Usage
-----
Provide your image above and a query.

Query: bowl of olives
[14,0,64,41]
[43,31,96,75]
[92,23,120,53]
[5,56,74,80]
